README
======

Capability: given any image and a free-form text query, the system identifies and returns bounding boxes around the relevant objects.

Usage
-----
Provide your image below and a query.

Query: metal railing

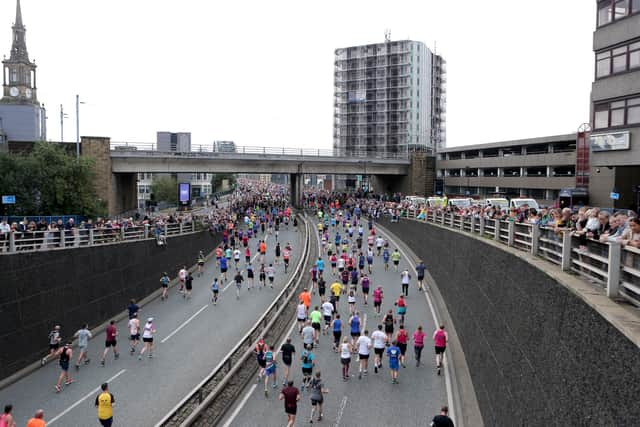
[110,141,410,160]
[403,208,640,307]
[0,222,198,254]
[155,215,311,427]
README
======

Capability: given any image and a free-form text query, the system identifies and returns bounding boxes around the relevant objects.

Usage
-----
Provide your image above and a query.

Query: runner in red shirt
[433,324,449,375]
[100,320,119,366]
[279,381,300,427]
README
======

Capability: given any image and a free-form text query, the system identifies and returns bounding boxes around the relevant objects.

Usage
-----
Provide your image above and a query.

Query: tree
[151,176,178,204]
[211,174,237,193]
[0,142,106,217]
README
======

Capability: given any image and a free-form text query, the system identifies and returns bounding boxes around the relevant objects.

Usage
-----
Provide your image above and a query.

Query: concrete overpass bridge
[81,137,434,215]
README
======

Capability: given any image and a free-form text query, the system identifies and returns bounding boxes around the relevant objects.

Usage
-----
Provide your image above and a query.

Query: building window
[593,95,640,128]
[596,40,640,78]
[598,0,640,26]
[598,1,613,26]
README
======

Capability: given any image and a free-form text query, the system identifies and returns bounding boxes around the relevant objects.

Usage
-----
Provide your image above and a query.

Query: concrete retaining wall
[0,230,219,381]
[383,219,640,426]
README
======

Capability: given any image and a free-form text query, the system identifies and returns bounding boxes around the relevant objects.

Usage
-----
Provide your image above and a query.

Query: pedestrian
[433,324,448,375]
[41,325,61,366]
[211,277,220,305]
[309,371,328,423]
[355,329,372,379]
[184,271,194,299]
[25,410,45,427]
[138,318,156,360]
[279,338,296,386]
[54,342,74,392]
[413,325,426,367]
[430,406,454,427]
[0,404,15,427]
[100,320,119,366]
[386,340,402,384]
[279,380,300,427]
[73,323,92,369]
[160,272,170,301]
[128,314,140,355]
[95,382,115,427]
[339,336,352,380]
[400,269,411,297]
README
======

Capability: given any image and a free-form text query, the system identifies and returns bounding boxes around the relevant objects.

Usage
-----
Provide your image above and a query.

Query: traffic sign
[1,195,15,204]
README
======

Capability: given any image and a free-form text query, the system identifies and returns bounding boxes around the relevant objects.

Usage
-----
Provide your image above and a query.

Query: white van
[510,198,540,210]
[404,196,426,206]
[482,198,509,211]
[448,198,474,209]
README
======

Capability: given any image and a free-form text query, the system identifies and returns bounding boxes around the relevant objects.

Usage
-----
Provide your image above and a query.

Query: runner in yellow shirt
[330,281,343,309]
[95,382,115,427]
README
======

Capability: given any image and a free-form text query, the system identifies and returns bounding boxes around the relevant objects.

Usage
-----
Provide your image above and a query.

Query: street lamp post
[75,94,86,158]
[60,104,69,142]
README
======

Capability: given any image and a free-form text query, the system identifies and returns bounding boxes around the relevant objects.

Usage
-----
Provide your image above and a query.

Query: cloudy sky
[2,0,595,148]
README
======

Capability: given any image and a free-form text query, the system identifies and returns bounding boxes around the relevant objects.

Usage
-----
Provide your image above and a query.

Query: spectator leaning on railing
[620,217,640,248]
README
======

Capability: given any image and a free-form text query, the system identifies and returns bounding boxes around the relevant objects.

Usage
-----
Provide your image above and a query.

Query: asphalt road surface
[223,219,449,427]
[0,224,304,427]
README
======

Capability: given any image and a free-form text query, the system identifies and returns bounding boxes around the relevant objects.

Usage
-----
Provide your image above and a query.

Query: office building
[157,131,191,152]
[333,37,446,157]
[589,0,640,210]
[0,0,46,146]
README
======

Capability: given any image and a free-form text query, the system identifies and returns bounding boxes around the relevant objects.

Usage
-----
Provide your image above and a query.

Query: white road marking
[220,317,299,427]
[160,304,208,344]
[333,396,348,427]
[48,369,127,425]
[379,227,456,424]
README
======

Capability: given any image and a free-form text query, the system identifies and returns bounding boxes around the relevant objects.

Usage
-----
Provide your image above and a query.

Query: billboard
[590,131,630,152]
[179,183,190,205]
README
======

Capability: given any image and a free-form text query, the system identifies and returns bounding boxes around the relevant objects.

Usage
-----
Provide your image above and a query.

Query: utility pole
[60,104,68,142]
[76,95,80,158]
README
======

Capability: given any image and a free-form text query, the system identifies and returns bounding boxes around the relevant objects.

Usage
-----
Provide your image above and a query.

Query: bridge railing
[0,222,199,254]
[110,141,410,160]
[402,208,640,307]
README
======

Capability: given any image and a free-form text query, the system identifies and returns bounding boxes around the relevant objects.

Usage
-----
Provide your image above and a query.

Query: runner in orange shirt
[299,288,312,311]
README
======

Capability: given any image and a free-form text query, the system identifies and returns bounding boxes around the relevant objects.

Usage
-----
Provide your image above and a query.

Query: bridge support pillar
[290,173,303,208]
[371,153,435,196]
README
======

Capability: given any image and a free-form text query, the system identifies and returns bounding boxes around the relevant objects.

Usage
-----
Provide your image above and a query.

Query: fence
[0,221,198,254]
[404,209,640,307]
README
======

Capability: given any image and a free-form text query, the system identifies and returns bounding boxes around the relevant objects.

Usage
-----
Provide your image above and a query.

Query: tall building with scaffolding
[333,37,446,157]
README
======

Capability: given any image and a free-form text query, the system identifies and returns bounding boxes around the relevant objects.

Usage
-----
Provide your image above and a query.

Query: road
[223,219,450,427]
[0,224,304,427]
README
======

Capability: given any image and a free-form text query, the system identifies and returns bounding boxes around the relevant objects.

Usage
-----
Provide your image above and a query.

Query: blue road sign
[1,195,15,204]
[610,192,620,200]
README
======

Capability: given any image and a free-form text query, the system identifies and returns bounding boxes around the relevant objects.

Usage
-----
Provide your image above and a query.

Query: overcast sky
[2,0,595,148]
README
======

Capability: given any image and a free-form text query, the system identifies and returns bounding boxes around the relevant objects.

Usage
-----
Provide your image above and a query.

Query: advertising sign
[590,132,630,152]
[1,195,16,204]
[179,183,190,205]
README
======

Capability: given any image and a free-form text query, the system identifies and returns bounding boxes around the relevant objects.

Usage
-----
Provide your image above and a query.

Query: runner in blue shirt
[219,256,228,280]
[382,248,390,271]
[416,260,426,291]
[386,340,402,384]
[300,348,315,391]
[211,278,219,305]
[316,258,325,276]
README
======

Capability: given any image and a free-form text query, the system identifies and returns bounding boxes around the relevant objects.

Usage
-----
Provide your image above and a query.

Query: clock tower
[1,0,38,105]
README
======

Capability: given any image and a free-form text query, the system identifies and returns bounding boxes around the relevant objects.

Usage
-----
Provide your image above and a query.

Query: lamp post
[75,94,86,158]
[60,104,69,142]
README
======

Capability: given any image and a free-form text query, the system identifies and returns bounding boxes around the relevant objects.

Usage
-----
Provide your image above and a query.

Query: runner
[41,325,61,366]
[331,314,342,352]
[395,294,407,323]
[347,290,356,314]
[283,243,291,274]
[215,246,223,266]
[396,324,409,368]
[178,266,188,294]
[0,405,15,427]
[160,272,170,301]
[219,256,229,281]
[416,259,427,291]
[391,249,401,272]
[184,271,194,299]
[433,324,449,375]
[371,324,388,374]
[296,301,307,334]
[95,382,115,427]
[329,253,338,276]
[127,299,140,319]
[386,340,402,384]
[317,275,326,299]
[246,263,255,289]
[138,318,156,360]
[245,246,251,264]
[54,342,74,392]
[383,309,395,342]
[400,269,411,297]
[430,406,455,427]
[128,314,140,355]
[301,321,315,351]
[233,247,241,268]
[73,323,92,369]
[259,263,267,288]
[309,306,322,346]
[266,264,276,289]
[375,236,384,256]
[234,269,244,299]
[300,346,315,390]
[339,337,352,380]
[337,255,345,276]
[413,325,426,367]
[274,242,281,265]
[263,345,278,397]
[355,329,371,379]
[373,286,384,316]
[321,299,334,335]
[211,277,220,305]
[197,250,205,277]
[299,287,312,312]
[309,371,328,423]
[366,248,374,274]
[360,274,370,305]
[25,410,45,427]
[349,311,361,346]
[309,265,319,294]
[255,339,268,381]
[100,320,119,366]
[279,381,300,427]
[382,247,390,271]
[280,338,296,386]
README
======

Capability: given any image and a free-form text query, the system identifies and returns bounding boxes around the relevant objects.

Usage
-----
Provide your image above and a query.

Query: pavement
[222,218,450,427]
[0,224,303,427]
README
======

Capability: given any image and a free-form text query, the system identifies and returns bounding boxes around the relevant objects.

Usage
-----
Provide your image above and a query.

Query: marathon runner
[138,318,156,360]
[355,329,371,379]
[280,338,296,386]
[54,342,74,393]
[100,320,119,366]
[73,324,92,369]
[386,340,402,384]
[128,314,140,355]
[160,272,170,301]
[433,324,449,376]
[211,277,220,305]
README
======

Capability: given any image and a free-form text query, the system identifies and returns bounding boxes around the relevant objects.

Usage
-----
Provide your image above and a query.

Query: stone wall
[383,218,640,426]
[0,230,219,381]
[81,136,114,214]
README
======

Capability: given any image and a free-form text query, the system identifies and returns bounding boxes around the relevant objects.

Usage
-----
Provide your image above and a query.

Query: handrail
[155,214,311,427]
[400,208,640,307]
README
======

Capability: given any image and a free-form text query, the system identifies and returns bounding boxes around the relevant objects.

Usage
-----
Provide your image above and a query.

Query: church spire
[10,0,29,63]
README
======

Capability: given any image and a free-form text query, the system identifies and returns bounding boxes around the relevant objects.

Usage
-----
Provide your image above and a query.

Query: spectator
[621,217,640,248]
